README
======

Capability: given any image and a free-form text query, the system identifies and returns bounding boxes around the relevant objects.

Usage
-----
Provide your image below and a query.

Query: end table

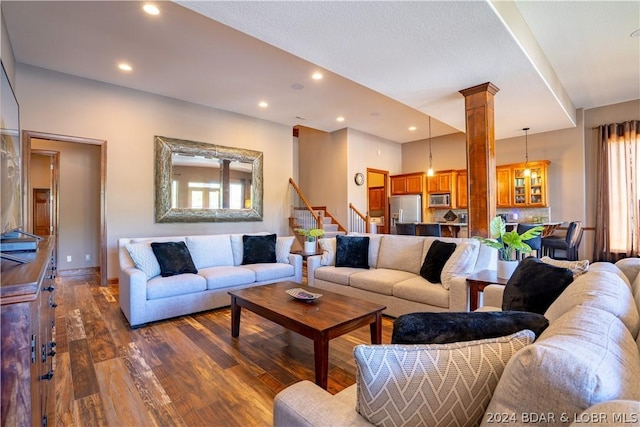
[465,270,508,311]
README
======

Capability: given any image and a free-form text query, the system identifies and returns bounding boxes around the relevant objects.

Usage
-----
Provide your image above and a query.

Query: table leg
[469,282,480,311]
[230,296,241,337]
[314,337,329,389]
[370,312,382,344]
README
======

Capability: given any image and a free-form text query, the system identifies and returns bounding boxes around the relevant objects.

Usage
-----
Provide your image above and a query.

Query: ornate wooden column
[459,82,499,238]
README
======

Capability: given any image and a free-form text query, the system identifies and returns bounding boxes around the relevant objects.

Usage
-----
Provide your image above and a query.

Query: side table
[291,250,323,260]
[465,270,508,311]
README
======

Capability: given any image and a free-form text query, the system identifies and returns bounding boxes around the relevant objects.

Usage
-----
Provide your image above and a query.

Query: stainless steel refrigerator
[389,195,422,234]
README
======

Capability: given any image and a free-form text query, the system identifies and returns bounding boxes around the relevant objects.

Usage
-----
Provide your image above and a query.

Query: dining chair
[415,223,442,237]
[541,221,583,260]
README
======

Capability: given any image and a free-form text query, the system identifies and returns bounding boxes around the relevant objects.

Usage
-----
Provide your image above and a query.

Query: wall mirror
[155,136,263,222]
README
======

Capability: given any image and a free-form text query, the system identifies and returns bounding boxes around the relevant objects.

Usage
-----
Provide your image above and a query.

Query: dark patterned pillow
[150,241,198,277]
[335,235,370,269]
[502,257,574,313]
[242,234,277,265]
[420,240,457,283]
[392,311,549,344]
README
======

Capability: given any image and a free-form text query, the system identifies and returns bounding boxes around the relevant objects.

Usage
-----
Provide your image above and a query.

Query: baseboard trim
[57,266,100,277]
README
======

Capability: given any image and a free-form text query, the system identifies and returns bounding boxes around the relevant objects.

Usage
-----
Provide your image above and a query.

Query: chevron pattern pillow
[354,330,535,427]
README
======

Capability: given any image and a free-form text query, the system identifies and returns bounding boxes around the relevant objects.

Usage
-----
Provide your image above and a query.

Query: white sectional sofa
[274,258,640,427]
[118,233,302,327]
[307,233,497,317]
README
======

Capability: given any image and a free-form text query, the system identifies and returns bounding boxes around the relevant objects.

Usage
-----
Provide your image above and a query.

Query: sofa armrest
[449,275,470,311]
[307,255,323,287]
[482,284,505,309]
[288,253,303,284]
[118,267,148,327]
[274,381,371,427]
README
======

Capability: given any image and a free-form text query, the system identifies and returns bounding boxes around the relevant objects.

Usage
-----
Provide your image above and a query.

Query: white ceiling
[2,1,639,143]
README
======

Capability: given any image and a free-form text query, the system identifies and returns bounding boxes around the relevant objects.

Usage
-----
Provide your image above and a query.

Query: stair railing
[288,178,321,232]
[311,206,347,233]
[349,203,370,233]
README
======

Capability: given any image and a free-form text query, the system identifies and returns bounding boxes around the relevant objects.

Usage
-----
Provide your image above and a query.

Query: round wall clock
[354,172,365,186]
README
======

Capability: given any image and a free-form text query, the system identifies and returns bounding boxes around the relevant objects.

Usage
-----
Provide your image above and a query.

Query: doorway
[23,131,107,286]
[367,168,389,234]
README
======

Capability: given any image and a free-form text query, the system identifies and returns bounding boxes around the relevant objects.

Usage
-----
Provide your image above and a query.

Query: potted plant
[295,228,325,253]
[473,216,543,279]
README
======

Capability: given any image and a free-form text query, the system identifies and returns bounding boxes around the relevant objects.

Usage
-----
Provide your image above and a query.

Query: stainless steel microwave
[429,193,450,207]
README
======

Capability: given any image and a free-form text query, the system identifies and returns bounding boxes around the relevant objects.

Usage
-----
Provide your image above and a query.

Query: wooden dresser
[1,237,56,427]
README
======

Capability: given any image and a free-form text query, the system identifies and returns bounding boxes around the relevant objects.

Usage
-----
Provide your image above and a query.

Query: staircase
[287,179,347,250]
[315,209,346,239]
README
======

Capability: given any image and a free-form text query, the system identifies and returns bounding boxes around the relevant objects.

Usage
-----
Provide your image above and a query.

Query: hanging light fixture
[522,127,531,177]
[427,116,434,176]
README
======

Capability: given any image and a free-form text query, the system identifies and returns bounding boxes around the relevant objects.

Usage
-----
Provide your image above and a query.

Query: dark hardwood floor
[53,274,394,426]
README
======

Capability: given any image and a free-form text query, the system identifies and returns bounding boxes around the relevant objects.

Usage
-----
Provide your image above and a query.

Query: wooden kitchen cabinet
[1,237,56,427]
[456,170,468,209]
[390,172,424,195]
[368,187,385,211]
[496,166,512,208]
[512,160,549,207]
[427,171,455,194]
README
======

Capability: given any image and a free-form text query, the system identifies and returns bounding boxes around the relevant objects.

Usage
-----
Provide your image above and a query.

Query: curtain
[593,120,640,261]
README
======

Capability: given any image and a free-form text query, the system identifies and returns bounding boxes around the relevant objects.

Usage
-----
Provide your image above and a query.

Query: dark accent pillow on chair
[150,241,198,277]
[502,257,574,313]
[242,234,277,264]
[335,235,370,269]
[391,311,549,344]
[419,240,457,283]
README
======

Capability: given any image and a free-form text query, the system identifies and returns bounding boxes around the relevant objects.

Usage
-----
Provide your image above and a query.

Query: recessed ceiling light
[409,126,417,131]
[312,72,323,80]
[258,101,268,108]
[336,116,345,122]
[143,4,160,15]
[631,28,640,38]
[118,63,132,72]
[291,83,304,90]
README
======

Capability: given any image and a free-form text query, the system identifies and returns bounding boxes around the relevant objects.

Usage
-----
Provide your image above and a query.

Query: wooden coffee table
[228,281,386,389]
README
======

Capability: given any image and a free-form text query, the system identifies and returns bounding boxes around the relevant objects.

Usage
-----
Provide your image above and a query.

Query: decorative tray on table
[286,288,322,301]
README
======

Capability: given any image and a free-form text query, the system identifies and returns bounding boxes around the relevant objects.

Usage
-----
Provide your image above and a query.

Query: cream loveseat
[306,233,497,317]
[274,258,640,426]
[118,233,302,327]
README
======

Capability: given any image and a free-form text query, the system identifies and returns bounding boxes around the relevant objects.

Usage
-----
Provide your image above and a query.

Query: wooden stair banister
[349,203,370,233]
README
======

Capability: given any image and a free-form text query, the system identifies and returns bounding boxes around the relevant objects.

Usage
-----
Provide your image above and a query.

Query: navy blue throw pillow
[242,234,277,265]
[502,257,574,314]
[420,240,457,283]
[391,311,549,344]
[335,235,370,269]
[150,241,198,277]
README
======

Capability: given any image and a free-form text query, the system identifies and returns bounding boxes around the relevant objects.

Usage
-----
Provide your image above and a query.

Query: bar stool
[516,223,542,259]
[415,223,442,237]
[395,223,416,235]
[542,221,583,260]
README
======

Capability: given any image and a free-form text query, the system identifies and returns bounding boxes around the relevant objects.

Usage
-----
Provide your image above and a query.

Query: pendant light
[427,116,434,177]
[523,127,531,177]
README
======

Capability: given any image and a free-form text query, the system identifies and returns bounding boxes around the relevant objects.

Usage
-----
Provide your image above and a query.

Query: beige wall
[346,128,402,228]
[16,64,294,281]
[297,126,401,228]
